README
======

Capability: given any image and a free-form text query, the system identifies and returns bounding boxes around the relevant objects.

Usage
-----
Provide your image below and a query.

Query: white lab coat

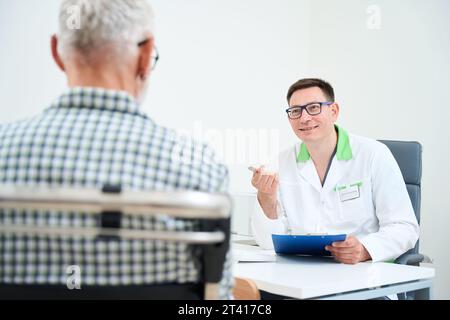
[251,131,419,263]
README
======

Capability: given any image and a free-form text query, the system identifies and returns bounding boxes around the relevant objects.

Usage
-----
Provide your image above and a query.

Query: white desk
[232,236,435,300]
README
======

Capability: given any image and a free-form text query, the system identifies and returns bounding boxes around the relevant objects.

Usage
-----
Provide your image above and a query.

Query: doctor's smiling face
[288,86,339,144]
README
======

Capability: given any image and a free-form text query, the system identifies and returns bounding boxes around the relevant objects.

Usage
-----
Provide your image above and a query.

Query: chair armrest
[395,253,432,266]
[395,253,423,265]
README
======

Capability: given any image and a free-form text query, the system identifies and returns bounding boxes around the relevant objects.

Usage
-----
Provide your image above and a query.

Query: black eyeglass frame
[138,39,159,70]
[285,101,334,119]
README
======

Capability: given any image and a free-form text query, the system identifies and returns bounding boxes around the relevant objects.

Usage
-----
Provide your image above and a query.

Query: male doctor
[251,78,419,264]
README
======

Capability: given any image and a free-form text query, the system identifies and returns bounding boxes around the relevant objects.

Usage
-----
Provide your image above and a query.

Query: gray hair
[58,0,155,60]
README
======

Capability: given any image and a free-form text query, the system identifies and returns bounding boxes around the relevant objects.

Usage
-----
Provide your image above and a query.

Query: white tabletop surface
[232,237,435,299]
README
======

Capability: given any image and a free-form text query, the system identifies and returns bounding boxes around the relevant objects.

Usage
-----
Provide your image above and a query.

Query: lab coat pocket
[335,179,369,222]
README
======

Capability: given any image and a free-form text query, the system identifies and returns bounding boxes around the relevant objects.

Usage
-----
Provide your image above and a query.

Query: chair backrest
[378,140,422,254]
[0,184,231,300]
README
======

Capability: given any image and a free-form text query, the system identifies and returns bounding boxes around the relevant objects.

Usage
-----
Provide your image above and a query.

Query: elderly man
[0,0,232,299]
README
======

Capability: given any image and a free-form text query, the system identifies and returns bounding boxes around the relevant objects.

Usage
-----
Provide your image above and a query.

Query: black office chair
[0,184,231,300]
[378,140,431,299]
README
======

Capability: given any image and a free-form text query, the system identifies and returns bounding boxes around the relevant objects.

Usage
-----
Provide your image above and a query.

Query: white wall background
[0,0,449,298]
[307,0,450,300]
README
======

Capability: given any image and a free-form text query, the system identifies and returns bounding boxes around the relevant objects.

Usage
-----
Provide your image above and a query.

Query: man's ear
[331,102,340,120]
[136,37,154,80]
[51,35,65,72]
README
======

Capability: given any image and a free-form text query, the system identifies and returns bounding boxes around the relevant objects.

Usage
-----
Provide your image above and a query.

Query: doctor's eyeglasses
[138,39,159,70]
[285,102,333,119]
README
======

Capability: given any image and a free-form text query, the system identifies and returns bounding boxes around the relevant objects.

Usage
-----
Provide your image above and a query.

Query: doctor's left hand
[325,236,371,264]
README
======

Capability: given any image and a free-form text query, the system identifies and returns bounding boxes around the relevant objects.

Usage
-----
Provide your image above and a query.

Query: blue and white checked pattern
[0,87,233,299]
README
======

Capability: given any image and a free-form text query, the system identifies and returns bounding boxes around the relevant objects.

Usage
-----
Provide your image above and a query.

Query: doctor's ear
[331,102,340,117]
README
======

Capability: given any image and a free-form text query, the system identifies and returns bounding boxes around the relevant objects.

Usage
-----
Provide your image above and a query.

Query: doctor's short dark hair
[287,78,335,103]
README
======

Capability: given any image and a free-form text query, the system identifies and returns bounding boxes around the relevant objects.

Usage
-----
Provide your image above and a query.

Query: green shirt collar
[296,125,353,162]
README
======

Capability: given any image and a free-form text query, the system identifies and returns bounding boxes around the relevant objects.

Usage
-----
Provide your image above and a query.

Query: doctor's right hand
[251,166,279,197]
[251,166,279,219]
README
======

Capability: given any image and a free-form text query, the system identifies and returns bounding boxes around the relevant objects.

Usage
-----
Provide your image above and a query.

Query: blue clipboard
[272,234,347,256]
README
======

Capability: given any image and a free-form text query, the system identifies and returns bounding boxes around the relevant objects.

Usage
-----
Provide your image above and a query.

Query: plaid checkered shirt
[0,87,233,299]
